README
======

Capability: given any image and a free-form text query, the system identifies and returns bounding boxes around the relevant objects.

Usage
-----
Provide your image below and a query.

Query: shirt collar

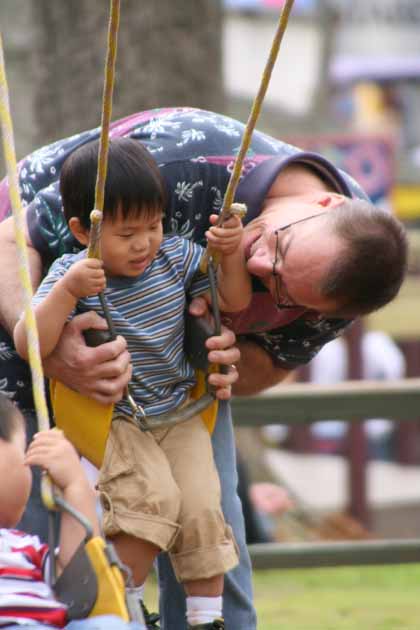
[235,152,352,225]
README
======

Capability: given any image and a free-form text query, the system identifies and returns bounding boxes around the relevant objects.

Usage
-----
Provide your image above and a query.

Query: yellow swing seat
[50,380,113,470]
[50,368,218,469]
[54,536,129,621]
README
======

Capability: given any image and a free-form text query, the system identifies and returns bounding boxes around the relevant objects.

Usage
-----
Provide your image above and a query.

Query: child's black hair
[0,393,24,442]
[60,137,166,230]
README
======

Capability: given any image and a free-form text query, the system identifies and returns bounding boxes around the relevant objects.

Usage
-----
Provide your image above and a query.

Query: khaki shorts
[97,412,239,582]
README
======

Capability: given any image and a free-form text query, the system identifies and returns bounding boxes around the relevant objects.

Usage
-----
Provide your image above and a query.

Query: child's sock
[126,583,145,602]
[186,595,223,625]
[126,583,146,627]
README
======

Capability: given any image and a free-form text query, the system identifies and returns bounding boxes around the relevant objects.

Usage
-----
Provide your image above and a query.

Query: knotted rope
[0,34,50,432]
[0,0,120,517]
[201,0,295,272]
[88,0,120,260]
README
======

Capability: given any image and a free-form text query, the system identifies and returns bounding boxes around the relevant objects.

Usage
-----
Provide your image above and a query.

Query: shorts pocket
[98,418,135,484]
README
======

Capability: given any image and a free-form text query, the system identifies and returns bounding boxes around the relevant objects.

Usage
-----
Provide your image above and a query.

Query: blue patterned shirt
[0,107,369,406]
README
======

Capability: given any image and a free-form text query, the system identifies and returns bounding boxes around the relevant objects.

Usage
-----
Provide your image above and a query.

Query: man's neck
[267,164,332,199]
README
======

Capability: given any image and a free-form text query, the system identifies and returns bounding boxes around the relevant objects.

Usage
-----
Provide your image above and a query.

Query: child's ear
[68,217,90,246]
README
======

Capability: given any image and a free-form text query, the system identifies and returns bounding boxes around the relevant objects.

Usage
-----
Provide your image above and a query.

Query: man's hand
[189,296,240,400]
[43,311,132,405]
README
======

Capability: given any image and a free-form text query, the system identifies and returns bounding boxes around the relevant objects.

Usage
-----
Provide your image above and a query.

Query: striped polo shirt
[33,236,210,416]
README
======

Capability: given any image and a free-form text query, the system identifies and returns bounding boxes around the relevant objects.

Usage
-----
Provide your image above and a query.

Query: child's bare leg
[111,532,160,585]
[184,574,223,597]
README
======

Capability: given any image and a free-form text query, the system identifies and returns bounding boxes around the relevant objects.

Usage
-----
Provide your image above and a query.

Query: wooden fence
[232,378,420,569]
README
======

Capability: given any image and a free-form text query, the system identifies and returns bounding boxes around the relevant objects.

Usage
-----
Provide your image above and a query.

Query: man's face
[243,201,344,315]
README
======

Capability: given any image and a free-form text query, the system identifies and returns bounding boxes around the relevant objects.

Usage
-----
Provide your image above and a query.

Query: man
[0,107,407,630]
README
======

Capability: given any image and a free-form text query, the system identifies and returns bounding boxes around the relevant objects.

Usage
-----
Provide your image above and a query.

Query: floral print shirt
[0,107,368,406]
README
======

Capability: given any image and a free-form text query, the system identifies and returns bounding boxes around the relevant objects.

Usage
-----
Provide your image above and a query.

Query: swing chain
[125,386,150,431]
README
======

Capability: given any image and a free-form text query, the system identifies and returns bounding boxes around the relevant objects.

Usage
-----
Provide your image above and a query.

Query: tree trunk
[2,0,224,155]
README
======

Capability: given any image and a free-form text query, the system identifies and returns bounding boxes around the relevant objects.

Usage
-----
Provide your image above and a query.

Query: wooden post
[346,320,369,527]
[395,340,420,465]
[287,364,313,452]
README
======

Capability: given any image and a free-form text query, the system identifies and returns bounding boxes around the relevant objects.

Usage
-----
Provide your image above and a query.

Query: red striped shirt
[0,529,66,627]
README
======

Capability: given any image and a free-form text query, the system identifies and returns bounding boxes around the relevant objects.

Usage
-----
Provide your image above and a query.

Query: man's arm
[0,214,43,334]
[234,339,291,395]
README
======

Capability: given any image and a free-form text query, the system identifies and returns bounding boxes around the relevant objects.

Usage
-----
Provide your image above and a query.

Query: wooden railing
[231,378,420,569]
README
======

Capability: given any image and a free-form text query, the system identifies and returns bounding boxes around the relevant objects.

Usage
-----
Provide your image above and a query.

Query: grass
[145,564,420,629]
[253,565,420,629]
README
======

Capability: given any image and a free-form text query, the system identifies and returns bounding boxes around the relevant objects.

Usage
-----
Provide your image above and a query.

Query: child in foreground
[0,393,145,629]
[14,138,252,629]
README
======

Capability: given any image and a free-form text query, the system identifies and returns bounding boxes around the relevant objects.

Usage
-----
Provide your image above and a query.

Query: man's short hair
[321,199,408,316]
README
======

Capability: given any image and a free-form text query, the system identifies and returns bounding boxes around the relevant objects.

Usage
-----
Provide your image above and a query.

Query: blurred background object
[0,0,224,170]
[310,330,406,460]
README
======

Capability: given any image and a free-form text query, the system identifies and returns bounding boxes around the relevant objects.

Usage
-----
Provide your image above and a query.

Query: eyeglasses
[272,211,327,310]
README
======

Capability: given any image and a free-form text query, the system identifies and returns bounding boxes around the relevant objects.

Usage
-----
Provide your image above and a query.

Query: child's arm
[24,429,100,572]
[205,213,252,312]
[13,258,106,360]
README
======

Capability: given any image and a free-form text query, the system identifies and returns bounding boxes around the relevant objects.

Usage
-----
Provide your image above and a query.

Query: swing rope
[77,0,218,429]
[1,0,297,443]
[0,0,121,511]
[84,0,297,424]
[201,0,295,272]
[0,0,121,431]
[85,0,121,340]
[0,4,130,600]
[88,0,120,262]
[0,34,50,433]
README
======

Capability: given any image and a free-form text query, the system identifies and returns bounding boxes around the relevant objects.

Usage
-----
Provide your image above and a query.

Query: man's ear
[68,217,90,246]
[313,191,346,209]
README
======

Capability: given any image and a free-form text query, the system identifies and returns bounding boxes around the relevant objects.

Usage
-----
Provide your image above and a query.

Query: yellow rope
[0,0,121,430]
[201,0,295,271]
[0,0,293,432]
[0,3,120,509]
[87,0,120,259]
[0,34,50,433]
